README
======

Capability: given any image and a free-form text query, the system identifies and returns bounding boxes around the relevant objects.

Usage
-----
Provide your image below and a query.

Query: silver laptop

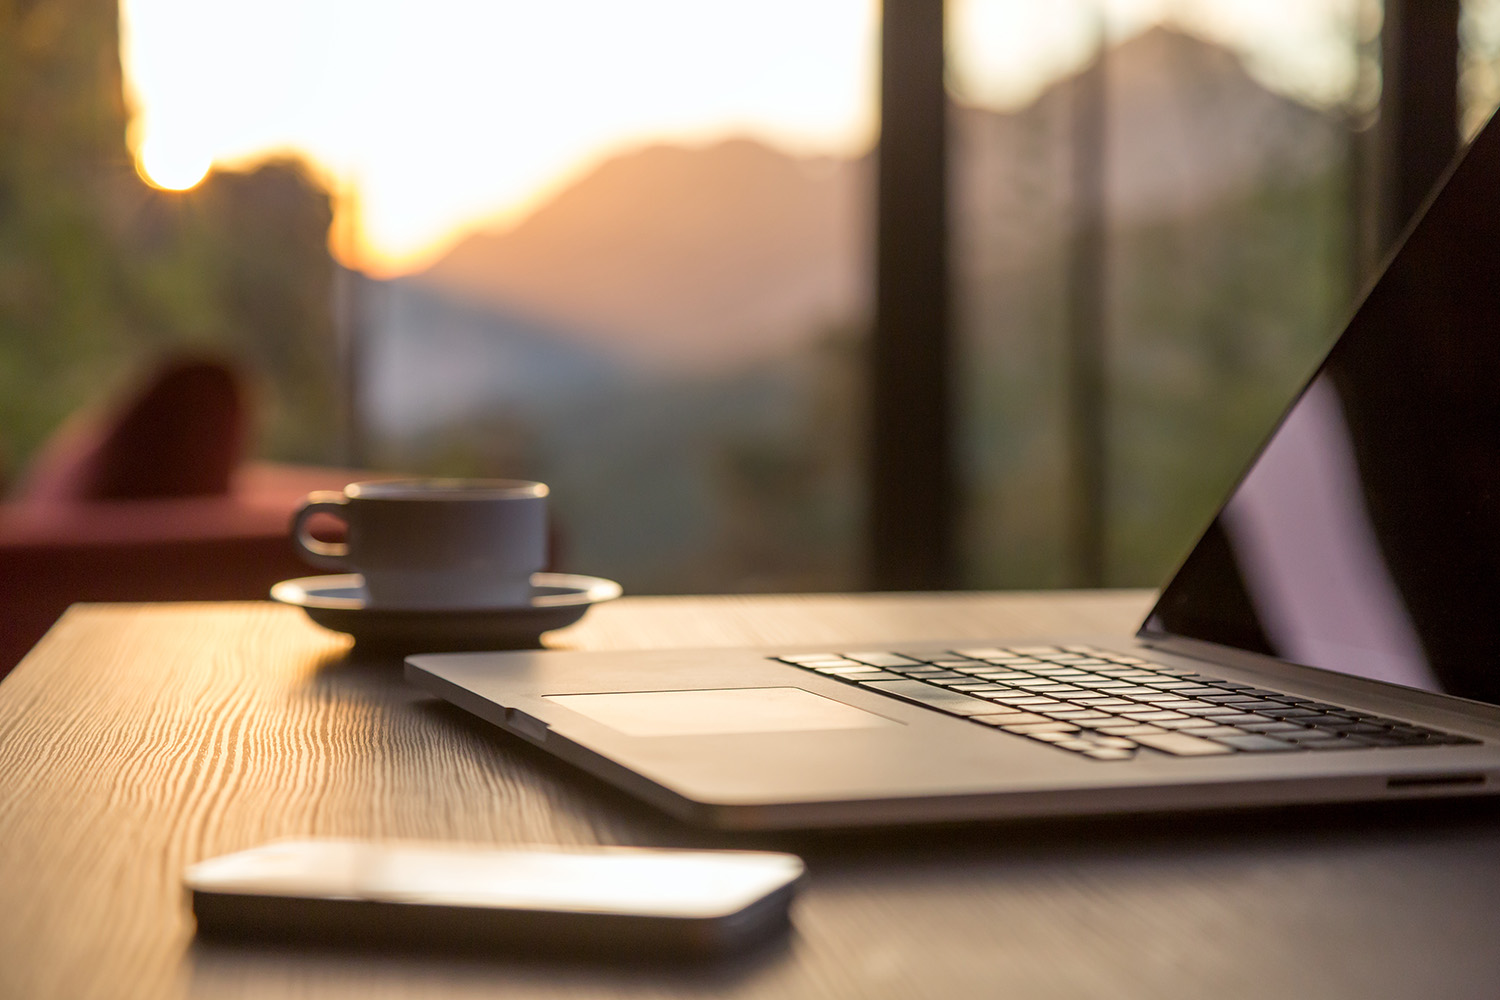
[407,112,1500,830]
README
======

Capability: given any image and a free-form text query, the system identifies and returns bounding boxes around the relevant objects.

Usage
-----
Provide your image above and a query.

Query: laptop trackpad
[543,688,897,737]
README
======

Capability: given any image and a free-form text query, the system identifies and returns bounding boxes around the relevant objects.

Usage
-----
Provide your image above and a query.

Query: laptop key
[1182,725,1251,737]
[843,652,926,668]
[1341,723,1397,735]
[1211,734,1302,752]
[1237,722,1309,734]
[971,712,1053,727]
[859,680,1007,716]
[966,702,1029,714]
[1132,733,1235,756]
[780,649,1479,761]
[1221,700,1296,712]
[1003,721,1081,735]
[1206,713,1271,726]
[825,669,905,682]
[794,658,867,669]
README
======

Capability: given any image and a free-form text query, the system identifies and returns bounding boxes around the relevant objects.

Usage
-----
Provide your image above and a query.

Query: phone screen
[187,840,805,920]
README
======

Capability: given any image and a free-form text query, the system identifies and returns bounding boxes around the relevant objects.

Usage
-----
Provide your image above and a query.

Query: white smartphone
[185,839,804,956]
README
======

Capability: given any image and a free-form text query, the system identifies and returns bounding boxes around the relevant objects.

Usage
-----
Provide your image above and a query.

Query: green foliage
[0,0,339,483]
[1107,167,1351,586]
[962,163,1353,590]
[682,322,864,592]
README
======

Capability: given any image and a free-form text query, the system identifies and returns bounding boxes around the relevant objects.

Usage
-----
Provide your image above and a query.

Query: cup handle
[291,492,351,570]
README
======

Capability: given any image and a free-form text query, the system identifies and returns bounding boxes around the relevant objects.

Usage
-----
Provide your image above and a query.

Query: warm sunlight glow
[118,0,878,275]
[136,131,211,191]
[118,0,1356,275]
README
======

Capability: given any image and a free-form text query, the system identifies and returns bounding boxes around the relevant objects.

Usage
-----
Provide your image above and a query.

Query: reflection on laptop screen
[1144,111,1500,707]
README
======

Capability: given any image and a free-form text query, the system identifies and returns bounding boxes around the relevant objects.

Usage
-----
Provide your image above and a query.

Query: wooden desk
[4,593,1500,999]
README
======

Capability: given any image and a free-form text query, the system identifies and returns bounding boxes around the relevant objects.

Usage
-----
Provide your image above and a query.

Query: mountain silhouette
[955,26,1338,274]
[415,139,864,371]
[409,26,1340,371]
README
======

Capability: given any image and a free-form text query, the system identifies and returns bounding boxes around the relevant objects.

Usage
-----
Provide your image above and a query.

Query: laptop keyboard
[775,646,1479,761]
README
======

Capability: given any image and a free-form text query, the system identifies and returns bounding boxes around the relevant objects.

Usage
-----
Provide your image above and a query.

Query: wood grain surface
[3,593,1500,1000]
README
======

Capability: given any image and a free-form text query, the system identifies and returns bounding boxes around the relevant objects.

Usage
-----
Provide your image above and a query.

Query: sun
[136,133,212,191]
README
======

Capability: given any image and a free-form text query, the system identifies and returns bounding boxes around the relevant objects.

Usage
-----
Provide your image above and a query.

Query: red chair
[0,357,364,677]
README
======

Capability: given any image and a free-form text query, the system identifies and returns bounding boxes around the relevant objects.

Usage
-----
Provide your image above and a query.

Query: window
[118,0,880,594]
[951,1,1369,589]
[3,1,1472,598]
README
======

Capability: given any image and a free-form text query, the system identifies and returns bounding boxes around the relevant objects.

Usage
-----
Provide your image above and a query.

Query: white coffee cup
[291,479,549,609]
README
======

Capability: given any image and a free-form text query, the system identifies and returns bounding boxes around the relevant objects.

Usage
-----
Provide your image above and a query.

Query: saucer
[270,573,622,653]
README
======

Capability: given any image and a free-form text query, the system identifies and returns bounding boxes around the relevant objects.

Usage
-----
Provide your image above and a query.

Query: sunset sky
[118,0,1368,277]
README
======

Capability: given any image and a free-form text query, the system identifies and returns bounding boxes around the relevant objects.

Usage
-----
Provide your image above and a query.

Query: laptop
[407,111,1500,830]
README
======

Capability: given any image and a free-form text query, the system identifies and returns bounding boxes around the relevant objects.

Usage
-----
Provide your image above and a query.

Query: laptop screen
[1142,111,1500,707]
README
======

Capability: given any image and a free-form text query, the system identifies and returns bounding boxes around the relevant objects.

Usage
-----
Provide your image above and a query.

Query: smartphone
[185,839,805,956]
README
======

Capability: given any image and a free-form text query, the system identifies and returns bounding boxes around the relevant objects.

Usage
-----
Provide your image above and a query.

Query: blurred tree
[0,0,338,481]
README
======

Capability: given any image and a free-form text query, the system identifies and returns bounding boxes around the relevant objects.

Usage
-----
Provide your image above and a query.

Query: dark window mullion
[871,0,955,590]
[1377,0,1461,253]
